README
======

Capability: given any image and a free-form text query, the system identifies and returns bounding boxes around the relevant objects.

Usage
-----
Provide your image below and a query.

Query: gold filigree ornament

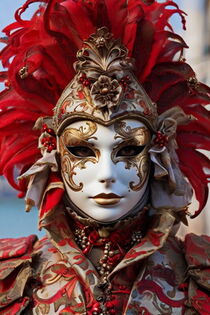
[112,120,151,191]
[59,121,100,191]
[53,27,158,135]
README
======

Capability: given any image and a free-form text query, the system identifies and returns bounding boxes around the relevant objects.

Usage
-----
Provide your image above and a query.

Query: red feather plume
[0,0,209,217]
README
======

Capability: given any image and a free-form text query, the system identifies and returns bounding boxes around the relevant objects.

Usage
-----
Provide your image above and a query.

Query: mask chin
[63,186,149,225]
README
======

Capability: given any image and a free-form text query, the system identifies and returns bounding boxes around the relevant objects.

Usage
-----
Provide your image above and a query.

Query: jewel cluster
[40,124,56,153]
[153,131,168,147]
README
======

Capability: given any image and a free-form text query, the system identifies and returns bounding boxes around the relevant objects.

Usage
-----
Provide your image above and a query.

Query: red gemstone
[83,50,89,56]
[42,124,48,131]
[18,191,25,198]
[84,80,90,86]
[47,145,53,152]
[92,307,99,312]
[105,301,113,308]
[47,128,55,135]
[83,244,91,254]
[4,79,11,88]
[91,301,100,314]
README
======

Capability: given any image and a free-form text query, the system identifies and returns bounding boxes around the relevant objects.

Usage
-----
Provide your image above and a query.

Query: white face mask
[58,119,151,223]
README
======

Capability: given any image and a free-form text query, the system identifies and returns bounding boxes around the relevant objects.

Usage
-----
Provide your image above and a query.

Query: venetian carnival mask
[58,119,151,222]
[52,27,157,222]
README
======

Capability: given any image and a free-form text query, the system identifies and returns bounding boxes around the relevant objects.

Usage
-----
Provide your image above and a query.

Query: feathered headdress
[0,0,209,218]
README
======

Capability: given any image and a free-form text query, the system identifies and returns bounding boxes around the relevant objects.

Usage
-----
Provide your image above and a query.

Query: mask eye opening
[116,145,146,157]
[66,146,96,158]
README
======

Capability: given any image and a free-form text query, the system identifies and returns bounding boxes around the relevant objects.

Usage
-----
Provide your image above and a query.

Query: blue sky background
[0,0,44,239]
[0,0,205,238]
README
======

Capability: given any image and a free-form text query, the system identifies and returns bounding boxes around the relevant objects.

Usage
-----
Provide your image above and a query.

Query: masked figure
[0,1,210,314]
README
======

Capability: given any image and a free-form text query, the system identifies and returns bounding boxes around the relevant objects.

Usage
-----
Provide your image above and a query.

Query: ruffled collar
[65,203,149,233]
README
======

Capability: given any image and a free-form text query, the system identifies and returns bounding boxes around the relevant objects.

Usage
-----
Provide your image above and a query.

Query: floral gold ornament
[91,75,123,110]
[18,65,28,79]
[188,76,200,95]
[88,27,113,49]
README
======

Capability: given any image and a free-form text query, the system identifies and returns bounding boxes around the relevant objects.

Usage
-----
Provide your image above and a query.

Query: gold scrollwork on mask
[129,154,150,191]
[114,120,150,145]
[59,121,100,191]
[113,120,151,191]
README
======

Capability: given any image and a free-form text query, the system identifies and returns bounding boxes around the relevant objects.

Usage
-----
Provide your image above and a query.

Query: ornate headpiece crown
[54,27,157,134]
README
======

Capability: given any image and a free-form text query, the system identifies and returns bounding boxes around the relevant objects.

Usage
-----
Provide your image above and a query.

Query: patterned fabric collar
[43,203,177,288]
[65,206,149,282]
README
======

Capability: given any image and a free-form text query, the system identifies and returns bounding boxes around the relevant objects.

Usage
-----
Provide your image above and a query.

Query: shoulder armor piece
[183,233,210,314]
[0,235,38,314]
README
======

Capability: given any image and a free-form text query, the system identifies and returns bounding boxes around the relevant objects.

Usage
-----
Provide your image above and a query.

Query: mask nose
[99,178,116,184]
[99,177,116,189]
[97,151,116,187]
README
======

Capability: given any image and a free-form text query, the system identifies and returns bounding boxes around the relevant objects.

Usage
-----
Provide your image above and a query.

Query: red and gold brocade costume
[0,0,210,314]
[1,205,210,314]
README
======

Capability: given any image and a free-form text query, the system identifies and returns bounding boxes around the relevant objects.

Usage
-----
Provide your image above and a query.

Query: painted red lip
[91,193,123,199]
